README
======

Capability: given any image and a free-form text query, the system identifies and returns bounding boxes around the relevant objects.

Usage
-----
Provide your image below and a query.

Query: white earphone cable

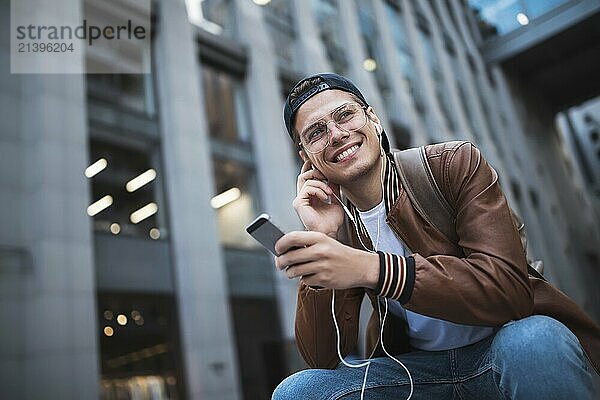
[328,121,413,399]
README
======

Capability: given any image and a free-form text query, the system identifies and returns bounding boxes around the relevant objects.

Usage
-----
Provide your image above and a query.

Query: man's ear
[366,106,381,127]
[299,149,308,163]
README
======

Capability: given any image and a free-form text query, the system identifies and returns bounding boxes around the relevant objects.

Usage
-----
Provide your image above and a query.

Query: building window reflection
[312,0,348,74]
[471,61,504,156]
[449,52,479,139]
[87,74,156,117]
[355,0,390,100]
[97,292,185,400]
[469,0,569,36]
[212,158,260,249]
[263,0,298,68]
[87,140,168,240]
[419,27,458,135]
[384,2,425,113]
[202,67,252,143]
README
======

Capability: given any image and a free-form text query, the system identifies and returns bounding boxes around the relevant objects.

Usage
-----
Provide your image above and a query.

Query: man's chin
[329,163,371,185]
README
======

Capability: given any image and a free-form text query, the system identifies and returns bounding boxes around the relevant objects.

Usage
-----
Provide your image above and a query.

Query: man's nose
[327,121,349,144]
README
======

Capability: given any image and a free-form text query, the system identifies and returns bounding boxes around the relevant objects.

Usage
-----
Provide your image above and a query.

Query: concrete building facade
[0,0,598,399]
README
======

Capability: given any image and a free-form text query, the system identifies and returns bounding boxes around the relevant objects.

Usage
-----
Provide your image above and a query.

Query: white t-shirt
[358,201,496,351]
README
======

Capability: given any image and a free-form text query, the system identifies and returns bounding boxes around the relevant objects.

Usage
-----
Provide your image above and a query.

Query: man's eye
[336,110,354,122]
[306,127,326,141]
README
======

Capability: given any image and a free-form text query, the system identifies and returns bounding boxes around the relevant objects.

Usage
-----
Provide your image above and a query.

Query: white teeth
[335,145,359,162]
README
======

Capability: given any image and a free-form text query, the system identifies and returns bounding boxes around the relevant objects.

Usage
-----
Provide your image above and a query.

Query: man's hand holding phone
[293,161,344,238]
[274,231,379,290]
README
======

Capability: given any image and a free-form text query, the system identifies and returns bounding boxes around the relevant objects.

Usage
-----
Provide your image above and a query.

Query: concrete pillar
[233,0,302,346]
[0,0,100,398]
[154,0,240,398]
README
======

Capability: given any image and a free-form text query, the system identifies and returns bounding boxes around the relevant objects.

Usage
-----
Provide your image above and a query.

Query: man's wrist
[360,251,380,290]
[325,224,344,240]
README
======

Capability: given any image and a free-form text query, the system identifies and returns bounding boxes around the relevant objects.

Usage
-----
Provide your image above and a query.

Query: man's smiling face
[294,89,382,186]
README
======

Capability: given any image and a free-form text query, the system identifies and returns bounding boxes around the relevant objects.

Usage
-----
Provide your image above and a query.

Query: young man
[272,73,599,399]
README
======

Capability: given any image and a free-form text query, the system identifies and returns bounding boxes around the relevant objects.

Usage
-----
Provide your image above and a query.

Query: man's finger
[276,246,322,270]
[286,263,319,279]
[300,160,312,174]
[275,231,325,255]
[303,179,333,194]
[298,169,327,189]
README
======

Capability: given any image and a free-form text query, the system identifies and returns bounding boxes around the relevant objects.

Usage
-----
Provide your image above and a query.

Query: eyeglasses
[298,103,368,153]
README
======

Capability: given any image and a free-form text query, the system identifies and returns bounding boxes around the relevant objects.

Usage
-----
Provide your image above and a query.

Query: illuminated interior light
[85,158,107,178]
[363,58,377,72]
[87,195,113,216]
[149,228,160,240]
[210,187,241,209]
[104,326,114,337]
[130,203,158,224]
[125,169,157,192]
[253,0,271,5]
[110,223,121,234]
[117,314,128,326]
[516,13,529,26]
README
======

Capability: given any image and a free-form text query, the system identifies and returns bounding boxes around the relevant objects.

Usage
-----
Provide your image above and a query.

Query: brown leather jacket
[294,141,600,374]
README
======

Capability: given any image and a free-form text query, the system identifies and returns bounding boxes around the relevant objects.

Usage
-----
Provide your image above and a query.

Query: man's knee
[272,369,329,400]
[490,315,595,397]
[492,315,582,368]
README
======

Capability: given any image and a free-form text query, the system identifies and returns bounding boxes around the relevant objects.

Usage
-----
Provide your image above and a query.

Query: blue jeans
[273,315,597,399]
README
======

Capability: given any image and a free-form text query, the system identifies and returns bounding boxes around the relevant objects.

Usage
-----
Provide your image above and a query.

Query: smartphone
[246,213,286,256]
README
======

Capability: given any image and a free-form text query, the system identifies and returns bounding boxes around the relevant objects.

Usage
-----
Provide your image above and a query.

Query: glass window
[87,74,156,117]
[97,292,185,400]
[202,66,251,144]
[448,53,479,140]
[211,158,260,249]
[312,0,348,74]
[385,2,422,111]
[85,6,155,116]
[392,124,412,150]
[386,2,409,52]
[355,0,390,98]
[419,29,457,133]
[419,30,440,79]
[87,140,167,240]
[264,0,298,68]
[231,297,286,399]
[529,188,539,209]
[473,72,504,157]
[468,0,569,36]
